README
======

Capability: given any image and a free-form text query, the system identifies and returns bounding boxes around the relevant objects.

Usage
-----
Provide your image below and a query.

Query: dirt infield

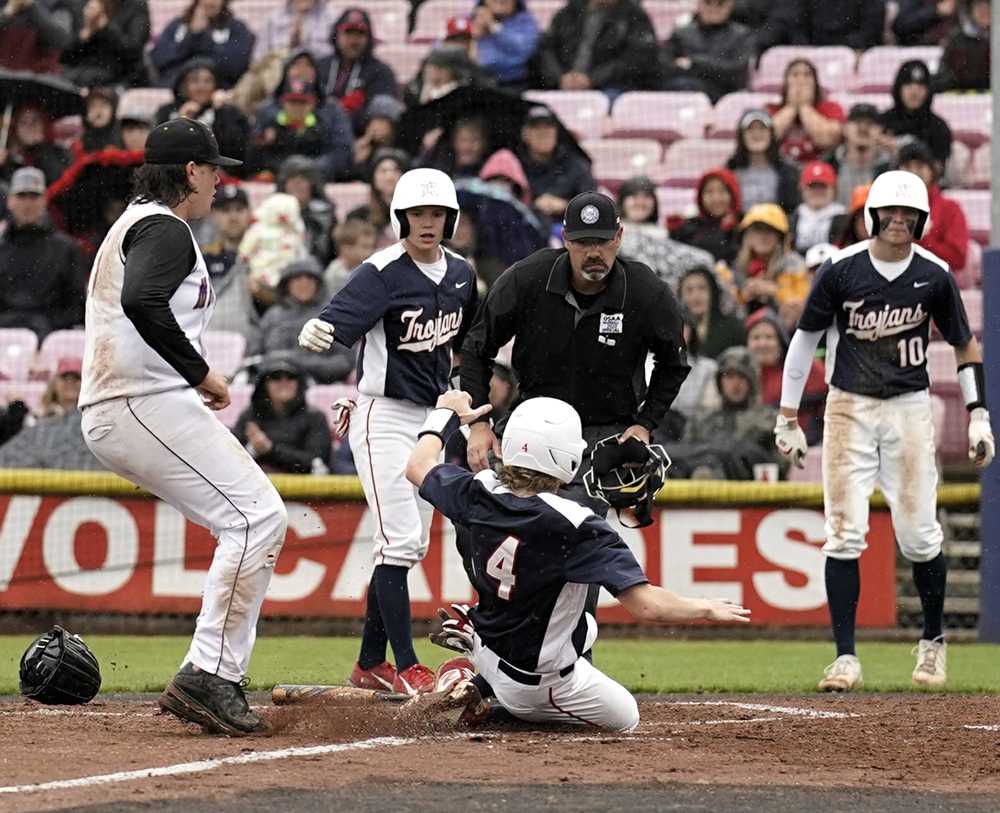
[3,693,1000,812]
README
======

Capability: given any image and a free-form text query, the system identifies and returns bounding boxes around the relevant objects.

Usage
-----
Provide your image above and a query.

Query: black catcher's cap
[563,191,621,241]
[144,118,243,167]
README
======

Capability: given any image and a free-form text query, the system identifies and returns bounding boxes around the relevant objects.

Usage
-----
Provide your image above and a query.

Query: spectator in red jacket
[897,140,968,272]
[669,167,743,264]
[767,58,844,164]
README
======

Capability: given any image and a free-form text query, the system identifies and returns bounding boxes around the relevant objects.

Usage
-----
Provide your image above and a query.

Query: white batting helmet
[389,168,460,241]
[863,170,930,240]
[501,397,588,484]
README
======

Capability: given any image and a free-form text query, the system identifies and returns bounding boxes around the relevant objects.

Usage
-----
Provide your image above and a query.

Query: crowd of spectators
[0,0,991,480]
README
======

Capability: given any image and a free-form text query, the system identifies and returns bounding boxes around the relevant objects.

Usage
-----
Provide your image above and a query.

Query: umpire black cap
[145,118,243,167]
[563,192,621,241]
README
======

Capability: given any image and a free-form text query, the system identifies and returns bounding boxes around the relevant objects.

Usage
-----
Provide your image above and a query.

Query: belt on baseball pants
[498,659,575,686]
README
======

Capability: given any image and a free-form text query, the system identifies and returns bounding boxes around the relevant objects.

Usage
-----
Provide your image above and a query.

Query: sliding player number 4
[486,536,521,600]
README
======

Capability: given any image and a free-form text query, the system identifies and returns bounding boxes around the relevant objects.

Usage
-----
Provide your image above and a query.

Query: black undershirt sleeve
[120,215,210,388]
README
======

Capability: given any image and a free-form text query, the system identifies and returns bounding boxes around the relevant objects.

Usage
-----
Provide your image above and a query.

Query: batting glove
[429,603,475,655]
[968,407,995,469]
[331,397,356,439]
[298,318,335,352]
[774,414,807,469]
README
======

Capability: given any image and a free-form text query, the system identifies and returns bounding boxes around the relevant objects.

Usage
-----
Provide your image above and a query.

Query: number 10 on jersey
[897,336,925,368]
[487,536,521,600]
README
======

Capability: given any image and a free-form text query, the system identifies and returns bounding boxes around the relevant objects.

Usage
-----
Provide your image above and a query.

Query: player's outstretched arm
[405,390,492,487]
[617,583,751,625]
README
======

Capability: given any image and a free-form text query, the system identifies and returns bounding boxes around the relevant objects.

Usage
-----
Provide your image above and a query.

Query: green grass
[3,636,999,695]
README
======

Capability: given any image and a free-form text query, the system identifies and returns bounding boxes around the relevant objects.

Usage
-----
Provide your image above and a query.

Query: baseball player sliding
[79,119,288,735]
[299,168,479,695]
[406,391,750,731]
[775,170,994,691]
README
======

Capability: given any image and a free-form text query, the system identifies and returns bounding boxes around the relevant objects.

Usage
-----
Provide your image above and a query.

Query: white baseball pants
[472,636,640,733]
[81,388,288,682]
[821,386,942,563]
[348,394,434,568]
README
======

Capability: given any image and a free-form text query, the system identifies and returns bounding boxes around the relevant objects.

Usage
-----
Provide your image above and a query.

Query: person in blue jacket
[469,0,539,90]
[150,0,255,89]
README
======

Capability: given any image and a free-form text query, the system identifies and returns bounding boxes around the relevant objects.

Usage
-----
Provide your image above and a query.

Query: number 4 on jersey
[486,536,521,600]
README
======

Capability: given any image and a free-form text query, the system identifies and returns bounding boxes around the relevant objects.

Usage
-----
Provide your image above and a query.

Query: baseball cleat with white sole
[818,654,864,692]
[911,637,947,687]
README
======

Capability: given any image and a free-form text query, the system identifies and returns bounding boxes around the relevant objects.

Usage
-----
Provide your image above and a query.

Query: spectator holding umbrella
[60,0,151,88]
[0,103,72,186]
[150,0,255,90]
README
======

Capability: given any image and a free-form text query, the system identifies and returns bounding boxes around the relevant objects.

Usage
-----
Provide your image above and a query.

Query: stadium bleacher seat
[0,329,38,382]
[306,383,361,434]
[241,181,276,212]
[659,139,733,187]
[523,90,610,138]
[202,331,247,379]
[410,0,472,42]
[230,0,284,37]
[655,185,697,220]
[851,47,942,93]
[752,46,856,94]
[374,43,428,84]
[364,0,410,44]
[118,88,173,122]
[966,144,990,190]
[214,383,253,430]
[960,288,982,335]
[926,340,957,388]
[930,393,946,444]
[583,138,662,187]
[944,189,989,245]
[932,95,991,148]
[709,91,776,139]
[0,381,47,412]
[642,0,693,41]
[961,240,983,289]
[148,0,186,36]
[325,182,372,216]
[829,92,893,115]
[37,330,86,374]
[944,140,973,189]
[608,91,710,143]
[528,0,564,31]
[788,446,822,483]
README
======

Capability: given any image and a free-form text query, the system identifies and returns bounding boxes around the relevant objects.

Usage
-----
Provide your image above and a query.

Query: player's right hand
[298,318,335,352]
[429,603,475,654]
[467,421,500,472]
[436,389,493,425]
[702,598,751,624]
[197,369,230,411]
[774,413,807,468]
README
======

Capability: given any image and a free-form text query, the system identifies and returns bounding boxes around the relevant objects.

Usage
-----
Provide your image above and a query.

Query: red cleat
[349,661,397,691]
[393,663,437,695]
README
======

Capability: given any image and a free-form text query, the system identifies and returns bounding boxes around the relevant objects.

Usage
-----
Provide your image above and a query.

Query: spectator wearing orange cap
[790,161,845,255]
[468,0,539,89]
[733,203,808,317]
[830,184,871,248]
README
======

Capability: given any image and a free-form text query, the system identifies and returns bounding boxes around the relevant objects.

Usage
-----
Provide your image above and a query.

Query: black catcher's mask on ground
[19,626,102,704]
[583,436,671,527]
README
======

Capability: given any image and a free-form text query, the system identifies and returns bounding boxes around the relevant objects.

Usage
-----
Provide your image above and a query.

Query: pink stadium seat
[960,240,982,289]
[528,0,564,31]
[944,140,973,189]
[709,91,776,138]
[930,394,946,444]
[0,329,38,382]
[374,43,429,84]
[829,92,892,116]
[325,182,373,217]
[642,0,694,41]
[214,384,253,430]
[202,331,247,379]
[609,91,711,143]
[788,446,822,483]
[656,185,697,220]
[410,0,473,42]
[660,139,733,187]
[148,0,187,36]
[306,384,361,433]
[364,0,411,43]
[943,189,989,245]
[583,139,663,186]
[753,47,856,94]
[935,390,969,464]
[926,340,957,388]
[523,90,610,138]
[0,381,47,412]
[37,330,86,374]
[118,88,173,121]
[242,181,276,212]
[851,47,942,93]
[931,95,990,148]
[966,144,990,190]
[960,289,982,335]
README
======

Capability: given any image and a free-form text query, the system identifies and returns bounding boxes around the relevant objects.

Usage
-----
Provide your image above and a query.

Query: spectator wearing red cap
[468,0,539,90]
[253,0,334,63]
[317,8,399,134]
[790,161,845,255]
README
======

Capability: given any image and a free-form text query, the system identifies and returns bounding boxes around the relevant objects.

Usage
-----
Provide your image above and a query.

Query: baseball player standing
[298,168,478,695]
[406,391,750,730]
[774,170,994,691]
[79,119,288,735]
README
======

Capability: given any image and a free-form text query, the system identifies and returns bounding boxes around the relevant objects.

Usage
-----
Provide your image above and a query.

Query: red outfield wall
[0,496,897,626]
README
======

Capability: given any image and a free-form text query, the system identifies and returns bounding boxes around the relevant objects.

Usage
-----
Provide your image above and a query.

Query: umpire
[461,191,690,509]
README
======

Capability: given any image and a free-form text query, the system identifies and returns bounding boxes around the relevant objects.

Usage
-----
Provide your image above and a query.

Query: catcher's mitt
[19,626,101,704]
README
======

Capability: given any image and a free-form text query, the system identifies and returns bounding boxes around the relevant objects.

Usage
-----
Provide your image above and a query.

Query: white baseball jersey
[80,201,215,408]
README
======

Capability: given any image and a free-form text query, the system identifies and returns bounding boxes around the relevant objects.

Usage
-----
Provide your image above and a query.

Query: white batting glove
[774,413,807,469]
[968,407,995,469]
[298,318,335,352]
[429,604,475,655]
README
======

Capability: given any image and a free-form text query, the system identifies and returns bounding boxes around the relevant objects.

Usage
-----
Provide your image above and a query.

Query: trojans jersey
[798,240,972,399]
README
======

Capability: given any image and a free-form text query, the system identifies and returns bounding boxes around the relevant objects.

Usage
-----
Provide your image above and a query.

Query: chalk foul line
[661,701,860,719]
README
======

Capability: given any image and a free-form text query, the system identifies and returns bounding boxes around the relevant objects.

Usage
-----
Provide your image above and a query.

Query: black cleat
[158,663,264,736]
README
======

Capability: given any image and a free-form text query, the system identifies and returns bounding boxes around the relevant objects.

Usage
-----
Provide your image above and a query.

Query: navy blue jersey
[420,464,648,673]
[318,244,477,406]
[798,241,972,399]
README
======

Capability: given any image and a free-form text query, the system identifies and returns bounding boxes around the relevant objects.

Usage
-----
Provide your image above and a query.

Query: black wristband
[418,408,462,443]
[958,362,986,411]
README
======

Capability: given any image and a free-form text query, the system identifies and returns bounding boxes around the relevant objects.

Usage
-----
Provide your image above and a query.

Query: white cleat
[818,654,864,692]
[911,637,947,688]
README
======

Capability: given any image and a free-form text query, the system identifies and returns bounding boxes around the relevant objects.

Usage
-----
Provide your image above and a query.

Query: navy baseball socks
[818,558,864,692]
[911,553,948,687]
